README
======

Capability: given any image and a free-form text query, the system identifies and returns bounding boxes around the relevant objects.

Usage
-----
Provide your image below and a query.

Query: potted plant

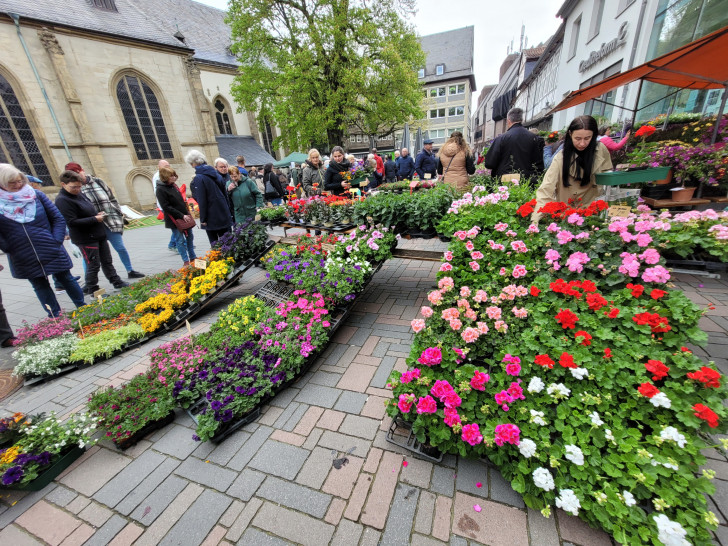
[597,126,670,185]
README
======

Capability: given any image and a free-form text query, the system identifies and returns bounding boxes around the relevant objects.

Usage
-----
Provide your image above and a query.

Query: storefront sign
[579,22,628,73]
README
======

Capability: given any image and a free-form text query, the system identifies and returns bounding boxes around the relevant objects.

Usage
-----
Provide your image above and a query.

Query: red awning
[552,25,728,112]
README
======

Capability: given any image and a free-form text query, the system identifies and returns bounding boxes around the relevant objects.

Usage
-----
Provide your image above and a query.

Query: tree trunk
[327,127,345,150]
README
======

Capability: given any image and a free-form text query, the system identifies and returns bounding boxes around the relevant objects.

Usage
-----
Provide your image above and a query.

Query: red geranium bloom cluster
[559,352,577,369]
[645,359,669,381]
[517,199,537,217]
[530,286,540,297]
[637,382,660,398]
[574,330,592,346]
[535,354,555,368]
[536,199,608,219]
[650,289,667,300]
[604,307,620,319]
[634,124,657,138]
[603,348,612,359]
[295,233,340,255]
[633,312,671,333]
[586,293,608,311]
[687,366,721,388]
[550,279,582,299]
[555,308,579,329]
[693,403,719,428]
[626,283,644,298]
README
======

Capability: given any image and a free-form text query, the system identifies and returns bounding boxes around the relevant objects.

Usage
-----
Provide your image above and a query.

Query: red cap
[64,162,83,173]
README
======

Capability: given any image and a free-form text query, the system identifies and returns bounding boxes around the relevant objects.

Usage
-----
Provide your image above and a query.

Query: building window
[430,108,446,119]
[617,0,636,15]
[429,129,446,139]
[448,106,464,116]
[90,0,118,11]
[214,98,233,135]
[569,16,582,60]
[417,68,425,78]
[582,60,622,119]
[260,118,276,159]
[350,135,356,142]
[429,87,446,97]
[116,74,173,161]
[449,84,466,95]
[0,72,53,186]
[588,0,605,41]
[450,127,463,135]
[356,134,362,142]
[436,64,444,75]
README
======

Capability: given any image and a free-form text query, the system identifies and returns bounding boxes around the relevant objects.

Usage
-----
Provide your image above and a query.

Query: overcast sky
[195,0,564,101]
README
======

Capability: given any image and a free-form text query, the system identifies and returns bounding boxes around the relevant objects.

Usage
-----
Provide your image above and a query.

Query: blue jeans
[29,270,85,317]
[171,228,196,263]
[104,227,132,272]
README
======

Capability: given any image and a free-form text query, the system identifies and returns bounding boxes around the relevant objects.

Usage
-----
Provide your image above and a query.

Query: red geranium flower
[603,348,612,359]
[517,199,537,217]
[535,354,555,368]
[586,293,607,311]
[574,330,592,346]
[581,280,597,293]
[634,125,656,138]
[633,312,671,333]
[626,283,644,298]
[645,359,669,381]
[555,309,579,329]
[530,285,540,297]
[680,346,692,353]
[687,366,721,388]
[606,308,620,319]
[559,352,577,369]
[693,403,719,428]
[650,289,667,300]
[637,383,660,398]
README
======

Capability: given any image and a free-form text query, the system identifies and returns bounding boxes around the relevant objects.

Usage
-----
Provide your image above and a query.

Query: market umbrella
[400,123,410,153]
[273,152,308,168]
[414,127,423,153]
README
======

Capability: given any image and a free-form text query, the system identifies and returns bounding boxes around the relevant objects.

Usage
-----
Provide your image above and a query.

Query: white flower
[547,382,571,399]
[556,489,581,515]
[590,411,603,427]
[530,409,547,426]
[653,514,690,546]
[622,491,636,507]
[518,438,537,458]
[564,444,584,466]
[533,467,555,491]
[605,429,615,442]
[650,392,671,408]
[527,376,544,393]
[570,367,588,380]
[663,462,679,471]
[659,426,686,448]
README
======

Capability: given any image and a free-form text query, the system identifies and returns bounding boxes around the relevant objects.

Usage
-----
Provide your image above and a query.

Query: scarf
[0,183,37,223]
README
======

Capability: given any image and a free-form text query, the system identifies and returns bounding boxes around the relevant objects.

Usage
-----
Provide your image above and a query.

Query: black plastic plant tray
[23,363,81,387]
[185,398,262,444]
[255,281,296,309]
[385,417,444,463]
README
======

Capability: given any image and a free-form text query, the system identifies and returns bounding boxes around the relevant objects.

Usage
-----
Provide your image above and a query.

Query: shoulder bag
[440,154,456,183]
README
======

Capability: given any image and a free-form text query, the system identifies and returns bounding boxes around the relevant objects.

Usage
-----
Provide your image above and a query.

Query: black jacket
[484,123,544,180]
[156,181,189,230]
[384,158,397,180]
[324,159,351,195]
[263,171,285,200]
[415,149,438,179]
[54,188,106,245]
[190,164,233,231]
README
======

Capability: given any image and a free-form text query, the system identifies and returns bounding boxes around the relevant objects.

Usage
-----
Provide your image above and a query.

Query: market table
[278,221,356,237]
[641,197,711,209]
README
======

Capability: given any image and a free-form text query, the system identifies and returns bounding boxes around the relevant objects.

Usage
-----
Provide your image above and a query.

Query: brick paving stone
[273,401,302,429]
[129,475,188,524]
[527,507,560,546]
[122,439,152,459]
[174,457,238,491]
[200,525,227,546]
[59,448,130,497]
[107,522,144,546]
[134,483,204,546]
[83,514,128,546]
[489,467,525,508]
[205,430,251,467]
[318,409,346,431]
[401,457,433,489]
[325,497,347,525]
[452,493,527,545]
[151,424,200,459]
[45,485,78,508]
[0,524,44,545]
[270,429,306,446]
[220,500,245,528]
[292,406,325,436]
[257,475,332,518]
[302,427,324,450]
[352,354,383,366]
[310,370,343,387]
[268,387,300,408]
[431,495,452,542]
[339,414,380,440]
[333,325,357,344]
[361,451,403,529]
[93,449,166,508]
[226,468,266,501]
[330,519,364,546]
[296,446,336,489]
[116,458,180,517]
[78,501,113,527]
[258,405,285,426]
[334,391,370,414]
[59,523,94,546]
[248,439,310,480]
[414,490,436,535]
[337,363,377,392]
[238,528,294,545]
[410,534,447,545]
[65,496,91,515]
[225,497,263,542]
[361,395,387,420]
[318,364,345,374]
[227,425,273,471]
[448,535,468,546]
[430,464,456,497]
[381,483,420,545]
[294,383,342,408]
[159,489,232,546]
[349,326,375,346]
[252,502,335,546]
[455,458,489,499]
[344,473,373,521]
[282,402,312,431]
[556,508,612,546]
[359,335,381,356]
[318,430,372,457]
[322,455,364,499]
[359,526,382,546]
[16,501,82,546]
[370,356,397,389]
[362,447,383,473]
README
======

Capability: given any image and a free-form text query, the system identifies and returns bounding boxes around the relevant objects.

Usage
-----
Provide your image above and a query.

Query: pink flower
[448,319,462,331]
[431,379,454,399]
[636,233,653,247]
[495,390,513,409]
[461,327,480,343]
[567,213,584,226]
[470,261,480,271]
[464,308,477,321]
[494,423,520,446]
[439,263,453,272]
[471,251,484,260]
[474,290,488,303]
[442,391,462,408]
[557,231,574,245]
[416,395,438,414]
[494,320,508,333]
[510,241,528,253]
[398,394,415,413]
[443,407,461,427]
[477,321,489,334]
[400,368,421,384]
[512,306,528,319]
[411,319,425,333]
[465,240,475,251]
[438,277,455,292]
[455,230,467,240]
[420,306,433,318]
[545,249,561,263]
[486,306,502,320]
[417,347,442,366]
[547,222,561,233]
[442,307,460,321]
[642,265,670,284]
[428,290,443,305]
[494,222,508,232]
[460,286,471,298]
[461,423,483,446]
[512,265,527,278]
[505,362,521,376]
[470,370,490,390]
[444,251,454,261]
[639,248,660,265]
[507,381,525,400]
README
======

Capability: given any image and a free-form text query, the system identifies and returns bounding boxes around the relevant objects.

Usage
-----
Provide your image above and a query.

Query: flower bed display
[387,180,726,545]
[651,208,728,264]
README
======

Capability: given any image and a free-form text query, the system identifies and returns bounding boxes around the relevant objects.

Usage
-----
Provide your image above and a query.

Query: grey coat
[301,160,325,196]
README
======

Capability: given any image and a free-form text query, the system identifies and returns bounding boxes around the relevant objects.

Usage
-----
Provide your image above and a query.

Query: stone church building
[0,0,279,208]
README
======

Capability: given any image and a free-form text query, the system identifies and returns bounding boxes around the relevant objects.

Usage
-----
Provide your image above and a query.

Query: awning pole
[630,79,644,128]
[710,85,728,144]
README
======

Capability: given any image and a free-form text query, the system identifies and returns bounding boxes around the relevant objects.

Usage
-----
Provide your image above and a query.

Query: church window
[214,98,233,135]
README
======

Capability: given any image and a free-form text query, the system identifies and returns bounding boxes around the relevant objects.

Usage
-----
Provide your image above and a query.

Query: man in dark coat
[395,148,415,180]
[185,150,233,244]
[383,155,397,184]
[484,107,544,182]
[414,139,438,180]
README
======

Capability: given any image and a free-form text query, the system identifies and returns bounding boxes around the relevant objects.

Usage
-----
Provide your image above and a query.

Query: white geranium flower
[570,367,588,380]
[527,376,544,393]
[659,426,686,448]
[622,491,636,507]
[518,438,537,458]
[532,467,555,491]
[590,411,603,427]
[653,514,690,546]
[564,444,584,466]
[605,429,615,442]
[555,489,581,516]
[650,392,671,408]
[547,383,571,399]
[530,409,547,426]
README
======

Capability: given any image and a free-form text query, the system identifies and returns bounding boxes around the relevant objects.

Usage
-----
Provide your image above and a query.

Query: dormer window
[436,64,444,75]
[417,68,425,79]
[89,0,118,11]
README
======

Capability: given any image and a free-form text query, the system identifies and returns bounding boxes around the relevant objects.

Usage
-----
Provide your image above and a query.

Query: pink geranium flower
[461,423,483,446]
[416,395,438,414]
[470,370,489,390]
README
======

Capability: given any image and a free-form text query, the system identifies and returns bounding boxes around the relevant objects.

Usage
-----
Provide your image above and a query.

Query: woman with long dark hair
[533,115,612,221]
[262,163,285,205]
[324,146,352,196]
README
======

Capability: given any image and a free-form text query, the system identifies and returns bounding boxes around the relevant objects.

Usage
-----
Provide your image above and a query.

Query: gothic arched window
[116,74,173,161]
[214,98,233,135]
[0,72,53,185]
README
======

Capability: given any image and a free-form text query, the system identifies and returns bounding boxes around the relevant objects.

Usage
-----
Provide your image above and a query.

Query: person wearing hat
[415,139,438,181]
[64,162,145,279]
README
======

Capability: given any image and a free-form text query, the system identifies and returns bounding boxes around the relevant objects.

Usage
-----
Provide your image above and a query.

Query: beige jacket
[438,142,472,191]
[532,143,612,222]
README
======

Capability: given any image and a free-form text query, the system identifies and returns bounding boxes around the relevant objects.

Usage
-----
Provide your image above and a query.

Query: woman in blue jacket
[185,150,233,244]
[0,164,84,317]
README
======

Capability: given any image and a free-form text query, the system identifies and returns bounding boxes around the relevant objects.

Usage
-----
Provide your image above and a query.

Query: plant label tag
[185,320,192,335]
[359,178,369,187]
[608,205,632,217]
[424,173,431,179]
[322,243,336,253]
[93,288,106,298]
[194,259,207,269]
[409,180,419,189]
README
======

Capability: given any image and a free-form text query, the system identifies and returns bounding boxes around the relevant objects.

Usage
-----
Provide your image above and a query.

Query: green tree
[227,0,426,151]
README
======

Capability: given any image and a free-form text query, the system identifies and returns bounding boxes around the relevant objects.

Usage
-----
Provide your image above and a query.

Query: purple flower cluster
[0,450,53,485]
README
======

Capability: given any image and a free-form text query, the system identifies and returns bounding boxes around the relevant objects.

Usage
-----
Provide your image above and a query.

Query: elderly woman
[324,146,352,196]
[56,170,128,295]
[302,148,325,196]
[229,166,263,224]
[0,264,16,347]
[185,150,232,244]
[0,164,85,317]
[437,131,476,191]
[156,167,197,265]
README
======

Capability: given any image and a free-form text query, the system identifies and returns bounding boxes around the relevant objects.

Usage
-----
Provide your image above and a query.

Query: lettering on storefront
[578,22,628,73]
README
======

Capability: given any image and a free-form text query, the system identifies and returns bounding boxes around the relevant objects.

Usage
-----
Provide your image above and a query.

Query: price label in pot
[93,288,106,299]
[185,320,192,335]
[359,178,369,187]
[409,180,419,189]
[608,205,632,218]
[194,259,207,270]
[322,243,336,253]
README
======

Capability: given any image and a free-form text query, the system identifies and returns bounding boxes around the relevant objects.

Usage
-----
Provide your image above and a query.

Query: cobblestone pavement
[0,224,726,545]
